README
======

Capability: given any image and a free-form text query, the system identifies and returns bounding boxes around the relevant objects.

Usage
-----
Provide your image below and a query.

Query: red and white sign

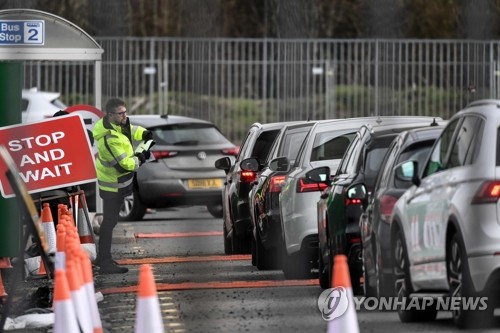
[0,114,96,198]
[65,104,104,155]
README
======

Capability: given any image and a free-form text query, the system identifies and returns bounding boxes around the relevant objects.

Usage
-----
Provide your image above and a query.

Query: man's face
[108,105,127,125]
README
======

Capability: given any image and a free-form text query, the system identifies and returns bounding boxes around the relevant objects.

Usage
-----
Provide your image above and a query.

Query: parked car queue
[215,101,500,329]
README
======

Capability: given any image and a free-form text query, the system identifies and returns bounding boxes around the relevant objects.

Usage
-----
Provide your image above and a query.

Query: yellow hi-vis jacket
[92,116,148,197]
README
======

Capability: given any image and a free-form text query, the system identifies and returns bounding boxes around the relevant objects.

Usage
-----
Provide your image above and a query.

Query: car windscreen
[150,123,231,145]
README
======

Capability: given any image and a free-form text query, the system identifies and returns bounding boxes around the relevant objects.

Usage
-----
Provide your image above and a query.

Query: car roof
[128,114,213,127]
[310,116,442,132]
[362,117,445,136]
[401,125,445,143]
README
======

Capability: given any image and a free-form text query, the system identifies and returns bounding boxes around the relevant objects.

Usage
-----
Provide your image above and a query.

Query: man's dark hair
[105,98,126,114]
[53,110,69,117]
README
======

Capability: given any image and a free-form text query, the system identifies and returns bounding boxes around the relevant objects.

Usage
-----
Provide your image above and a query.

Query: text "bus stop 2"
[0,20,44,45]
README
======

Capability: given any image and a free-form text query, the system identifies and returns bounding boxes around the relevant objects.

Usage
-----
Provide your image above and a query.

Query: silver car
[390,100,500,328]
[120,114,237,221]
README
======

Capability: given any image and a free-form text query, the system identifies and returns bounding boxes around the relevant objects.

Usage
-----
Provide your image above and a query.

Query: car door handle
[228,179,232,184]
[252,181,258,186]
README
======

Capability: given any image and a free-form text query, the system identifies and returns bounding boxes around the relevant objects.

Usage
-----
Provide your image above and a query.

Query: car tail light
[345,198,362,206]
[471,181,500,204]
[349,237,361,244]
[269,175,286,192]
[151,150,178,159]
[222,147,239,156]
[240,170,256,183]
[379,194,398,223]
[296,178,328,193]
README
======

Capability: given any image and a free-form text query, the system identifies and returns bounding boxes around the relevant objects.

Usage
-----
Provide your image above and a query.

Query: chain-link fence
[23,38,500,143]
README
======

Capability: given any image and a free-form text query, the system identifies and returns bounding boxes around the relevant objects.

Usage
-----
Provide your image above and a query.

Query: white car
[390,100,500,328]
[22,88,67,123]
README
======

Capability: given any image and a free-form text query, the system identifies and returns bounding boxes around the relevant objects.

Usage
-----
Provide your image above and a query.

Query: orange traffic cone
[66,260,93,333]
[80,251,103,333]
[326,254,359,333]
[0,257,12,269]
[37,203,57,277]
[0,271,7,300]
[55,224,67,271]
[77,195,97,261]
[135,264,164,333]
[53,269,80,333]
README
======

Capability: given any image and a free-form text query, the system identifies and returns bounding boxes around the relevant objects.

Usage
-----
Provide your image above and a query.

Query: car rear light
[345,198,362,206]
[380,194,398,223]
[151,150,178,159]
[240,170,256,183]
[296,178,328,193]
[222,147,239,156]
[349,237,361,244]
[471,181,500,204]
[269,175,286,193]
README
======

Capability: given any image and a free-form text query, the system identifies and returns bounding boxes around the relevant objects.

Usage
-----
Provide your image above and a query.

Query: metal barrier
[23,38,500,143]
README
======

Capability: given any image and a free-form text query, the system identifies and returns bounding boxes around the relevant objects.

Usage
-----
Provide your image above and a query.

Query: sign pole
[0,61,22,257]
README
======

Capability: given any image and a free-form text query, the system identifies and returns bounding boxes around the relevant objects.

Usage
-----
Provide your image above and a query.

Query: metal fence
[23,38,500,143]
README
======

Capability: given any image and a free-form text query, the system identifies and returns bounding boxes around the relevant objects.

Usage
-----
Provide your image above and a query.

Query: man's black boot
[98,259,128,274]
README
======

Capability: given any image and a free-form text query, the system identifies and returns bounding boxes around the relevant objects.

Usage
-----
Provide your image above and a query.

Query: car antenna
[430,118,438,126]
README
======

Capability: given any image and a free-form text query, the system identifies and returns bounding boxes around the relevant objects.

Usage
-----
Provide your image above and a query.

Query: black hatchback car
[215,122,288,254]
[306,116,444,292]
[358,125,444,297]
[246,121,315,269]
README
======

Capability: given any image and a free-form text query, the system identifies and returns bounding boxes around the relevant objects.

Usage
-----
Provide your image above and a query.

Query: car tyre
[231,231,250,254]
[447,233,494,328]
[283,248,310,279]
[223,222,232,255]
[256,229,278,270]
[119,190,147,221]
[207,204,223,218]
[251,233,256,266]
[393,228,437,322]
[318,248,331,289]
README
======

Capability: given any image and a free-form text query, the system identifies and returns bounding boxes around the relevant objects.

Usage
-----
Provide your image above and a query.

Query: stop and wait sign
[0,113,96,198]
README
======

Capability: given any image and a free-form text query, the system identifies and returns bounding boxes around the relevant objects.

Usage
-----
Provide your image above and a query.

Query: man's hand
[135,152,146,165]
[142,130,153,141]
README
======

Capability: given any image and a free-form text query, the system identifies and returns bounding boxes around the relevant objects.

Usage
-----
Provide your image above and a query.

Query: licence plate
[187,178,223,189]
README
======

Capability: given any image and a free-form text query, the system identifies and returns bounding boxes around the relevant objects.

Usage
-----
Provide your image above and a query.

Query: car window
[236,127,257,161]
[448,116,482,168]
[424,118,460,177]
[375,138,400,191]
[152,123,229,145]
[363,136,395,188]
[337,134,361,175]
[393,141,434,188]
[251,129,281,164]
[310,132,355,162]
[279,128,312,161]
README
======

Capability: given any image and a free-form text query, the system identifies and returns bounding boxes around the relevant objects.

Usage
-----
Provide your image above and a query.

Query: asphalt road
[91,206,499,332]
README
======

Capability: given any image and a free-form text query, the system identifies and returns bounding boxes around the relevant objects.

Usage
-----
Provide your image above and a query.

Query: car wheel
[119,190,147,221]
[256,229,276,270]
[231,231,250,254]
[375,244,393,297]
[393,228,437,322]
[251,233,256,266]
[207,204,223,218]
[447,233,494,328]
[318,248,331,289]
[283,248,310,279]
[363,262,377,297]
[223,222,232,255]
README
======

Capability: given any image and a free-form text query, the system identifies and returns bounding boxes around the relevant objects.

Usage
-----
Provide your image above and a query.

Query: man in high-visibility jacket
[92,98,152,274]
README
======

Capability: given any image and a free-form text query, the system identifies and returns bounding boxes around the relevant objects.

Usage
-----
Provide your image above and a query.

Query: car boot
[98,259,128,274]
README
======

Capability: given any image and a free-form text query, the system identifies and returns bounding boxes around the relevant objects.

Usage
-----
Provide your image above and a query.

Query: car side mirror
[305,166,332,186]
[394,160,421,187]
[269,156,290,172]
[346,183,368,209]
[241,157,260,171]
[215,157,232,175]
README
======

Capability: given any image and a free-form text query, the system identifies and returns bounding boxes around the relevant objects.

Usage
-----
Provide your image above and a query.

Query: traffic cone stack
[53,269,80,333]
[66,259,93,333]
[327,254,360,333]
[135,264,164,333]
[38,203,57,277]
[80,250,103,333]
[77,195,97,261]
